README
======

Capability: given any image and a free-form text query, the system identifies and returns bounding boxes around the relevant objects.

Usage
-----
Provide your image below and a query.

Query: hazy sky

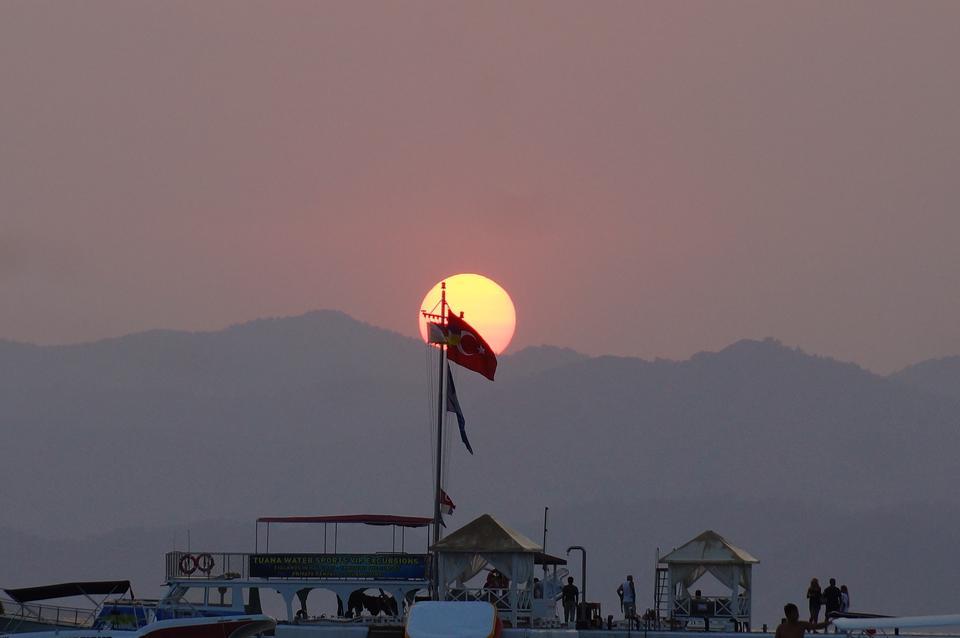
[2,1,959,373]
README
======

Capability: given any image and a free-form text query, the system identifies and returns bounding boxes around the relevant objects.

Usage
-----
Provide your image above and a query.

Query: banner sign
[248,553,429,580]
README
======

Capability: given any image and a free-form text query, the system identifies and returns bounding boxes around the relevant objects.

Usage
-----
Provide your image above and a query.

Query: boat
[0,579,275,638]
[834,613,960,635]
[0,614,276,638]
[156,515,432,635]
[0,581,148,634]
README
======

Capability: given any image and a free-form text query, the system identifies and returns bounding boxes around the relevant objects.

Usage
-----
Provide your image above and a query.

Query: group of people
[777,578,850,637]
[552,571,854,631]
[482,569,509,591]
[806,578,851,628]
[558,574,637,627]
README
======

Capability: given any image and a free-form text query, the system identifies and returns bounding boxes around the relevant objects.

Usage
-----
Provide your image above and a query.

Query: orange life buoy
[179,554,198,575]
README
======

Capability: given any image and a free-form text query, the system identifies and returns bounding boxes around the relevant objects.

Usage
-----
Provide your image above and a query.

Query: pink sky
[2,1,959,373]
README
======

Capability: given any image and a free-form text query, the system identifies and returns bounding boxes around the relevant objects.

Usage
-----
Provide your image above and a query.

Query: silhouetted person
[776,603,829,638]
[483,569,504,604]
[562,576,579,625]
[840,585,850,614]
[691,589,710,617]
[807,578,823,628]
[533,578,543,599]
[823,579,842,625]
[617,575,637,628]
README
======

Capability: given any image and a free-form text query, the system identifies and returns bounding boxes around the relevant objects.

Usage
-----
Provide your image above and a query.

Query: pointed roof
[660,530,758,565]
[430,514,543,553]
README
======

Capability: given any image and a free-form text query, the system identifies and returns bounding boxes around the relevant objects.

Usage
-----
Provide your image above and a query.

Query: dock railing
[444,587,533,620]
[674,595,749,616]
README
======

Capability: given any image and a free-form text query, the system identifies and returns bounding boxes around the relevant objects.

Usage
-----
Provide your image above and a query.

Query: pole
[542,507,550,577]
[431,283,448,597]
[542,507,549,552]
[567,546,587,602]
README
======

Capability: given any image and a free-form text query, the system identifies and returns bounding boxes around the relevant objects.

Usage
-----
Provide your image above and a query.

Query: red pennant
[440,489,456,515]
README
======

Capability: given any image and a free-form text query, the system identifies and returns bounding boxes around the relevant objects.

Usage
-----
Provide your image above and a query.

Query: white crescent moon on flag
[457,331,485,356]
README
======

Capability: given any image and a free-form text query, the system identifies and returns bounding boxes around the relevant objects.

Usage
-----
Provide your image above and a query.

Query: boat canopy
[4,580,132,603]
[256,514,432,528]
[535,552,567,566]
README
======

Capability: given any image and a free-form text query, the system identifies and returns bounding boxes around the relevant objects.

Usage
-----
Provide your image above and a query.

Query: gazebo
[660,530,758,631]
[431,514,565,627]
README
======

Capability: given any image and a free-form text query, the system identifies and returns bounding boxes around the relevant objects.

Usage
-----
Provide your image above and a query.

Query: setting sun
[418,274,516,355]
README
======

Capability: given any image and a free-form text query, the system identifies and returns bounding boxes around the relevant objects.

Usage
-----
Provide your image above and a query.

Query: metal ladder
[654,566,670,626]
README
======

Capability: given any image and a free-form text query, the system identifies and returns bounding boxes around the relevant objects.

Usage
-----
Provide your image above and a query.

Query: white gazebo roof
[430,514,542,553]
[660,530,758,565]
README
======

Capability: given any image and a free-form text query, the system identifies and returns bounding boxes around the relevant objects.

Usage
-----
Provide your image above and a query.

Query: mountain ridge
[0,309,906,373]
[889,355,960,400]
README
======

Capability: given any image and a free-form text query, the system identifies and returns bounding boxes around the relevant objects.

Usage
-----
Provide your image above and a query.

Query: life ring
[179,554,198,575]
[197,553,215,574]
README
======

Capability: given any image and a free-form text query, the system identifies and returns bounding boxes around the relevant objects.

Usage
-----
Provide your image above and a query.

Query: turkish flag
[446,310,497,381]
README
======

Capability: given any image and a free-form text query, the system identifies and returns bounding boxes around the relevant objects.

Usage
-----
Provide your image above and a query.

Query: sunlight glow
[418,273,517,355]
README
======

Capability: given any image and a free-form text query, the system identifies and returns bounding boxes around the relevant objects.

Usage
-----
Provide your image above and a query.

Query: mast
[431,283,448,594]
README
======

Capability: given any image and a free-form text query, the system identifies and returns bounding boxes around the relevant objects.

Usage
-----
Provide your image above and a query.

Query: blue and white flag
[446,367,473,454]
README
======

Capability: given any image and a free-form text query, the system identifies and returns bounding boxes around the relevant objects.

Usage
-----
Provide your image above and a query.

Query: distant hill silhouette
[889,355,960,400]
[2,313,959,624]
[494,345,588,381]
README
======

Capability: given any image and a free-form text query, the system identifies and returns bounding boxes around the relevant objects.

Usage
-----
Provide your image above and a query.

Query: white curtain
[482,553,516,580]
[440,552,538,590]
[439,553,487,586]
[671,564,751,594]
[706,565,750,591]
[706,565,737,591]
[462,554,487,584]
[670,564,707,593]
[511,554,535,589]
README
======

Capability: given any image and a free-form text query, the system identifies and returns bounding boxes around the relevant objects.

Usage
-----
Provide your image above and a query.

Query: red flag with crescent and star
[445,310,497,381]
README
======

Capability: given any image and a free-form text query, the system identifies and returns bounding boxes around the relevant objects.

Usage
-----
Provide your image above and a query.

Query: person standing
[776,603,830,638]
[617,575,637,628]
[807,578,823,628]
[823,579,842,625]
[562,576,579,625]
[840,586,850,613]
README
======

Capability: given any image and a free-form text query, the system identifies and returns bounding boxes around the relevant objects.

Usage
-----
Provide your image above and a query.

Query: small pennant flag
[440,489,456,516]
[446,367,473,454]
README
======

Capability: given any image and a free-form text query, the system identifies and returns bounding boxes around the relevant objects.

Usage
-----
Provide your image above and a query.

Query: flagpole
[432,282,447,598]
